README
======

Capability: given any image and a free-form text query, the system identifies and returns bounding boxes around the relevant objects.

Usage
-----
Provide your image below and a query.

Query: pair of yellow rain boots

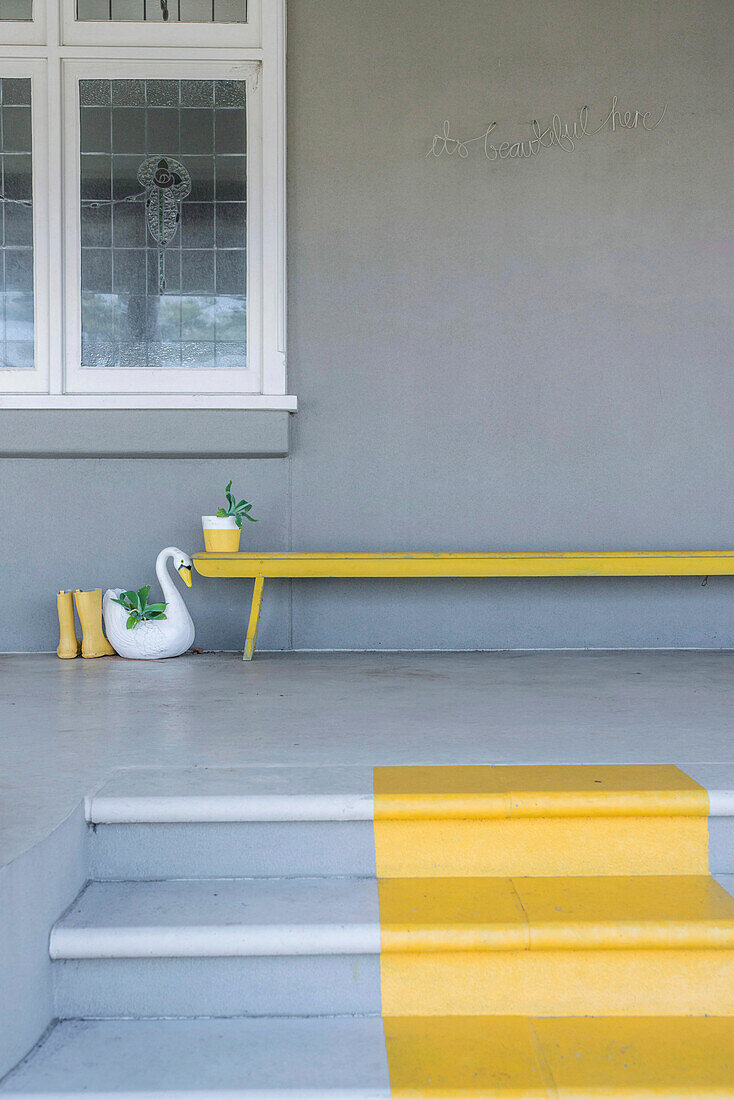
[56,589,116,659]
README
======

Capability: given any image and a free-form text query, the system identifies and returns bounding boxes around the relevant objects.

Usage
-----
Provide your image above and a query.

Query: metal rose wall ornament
[137,156,191,293]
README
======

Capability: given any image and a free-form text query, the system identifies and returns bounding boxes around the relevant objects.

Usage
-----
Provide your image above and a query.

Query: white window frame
[61,0,261,51]
[0,58,50,393]
[0,0,293,411]
[0,1,47,46]
[64,57,262,397]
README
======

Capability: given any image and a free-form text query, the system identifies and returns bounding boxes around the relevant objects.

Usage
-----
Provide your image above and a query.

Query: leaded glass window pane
[1,77,34,370]
[76,0,246,22]
[0,1,33,20]
[80,78,247,370]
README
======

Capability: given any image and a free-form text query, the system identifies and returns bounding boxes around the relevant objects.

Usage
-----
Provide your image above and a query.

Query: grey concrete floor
[1,650,733,868]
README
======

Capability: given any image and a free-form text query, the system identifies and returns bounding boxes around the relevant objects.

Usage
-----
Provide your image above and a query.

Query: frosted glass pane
[77,0,246,21]
[111,0,147,21]
[0,78,34,370]
[76,0,110,19]
[0,1,33,20]
[213,0,244,21]
[179,0,211,19]
[80,78,247,371]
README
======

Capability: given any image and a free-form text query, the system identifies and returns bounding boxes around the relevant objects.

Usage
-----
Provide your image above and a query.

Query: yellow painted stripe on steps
[375,816,710,877]
[379,876,734,1016]
[379,876,529,952]
[374,765,709,818]
[517,873,734,950]
[376,766,730,1089]
[374,765,710,877]
[384,1016,734,1098]
[539,1016,734,1098]
[381,946,734,1016]
[378,875,734,953]
[384,1016,552,1098]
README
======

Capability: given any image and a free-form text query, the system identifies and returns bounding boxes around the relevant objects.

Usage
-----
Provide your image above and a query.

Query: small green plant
[216,479,257,529]
[111,586,168,630]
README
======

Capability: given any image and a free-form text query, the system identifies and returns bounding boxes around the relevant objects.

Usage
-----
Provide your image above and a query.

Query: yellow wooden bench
[192,551,734,660]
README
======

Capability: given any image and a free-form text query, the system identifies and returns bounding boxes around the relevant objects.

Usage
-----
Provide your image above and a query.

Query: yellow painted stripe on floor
[374,766,710,877]
[384,1016,734,1098]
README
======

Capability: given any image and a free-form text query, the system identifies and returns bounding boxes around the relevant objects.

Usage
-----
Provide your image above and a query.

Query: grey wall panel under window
[0,77,34,370]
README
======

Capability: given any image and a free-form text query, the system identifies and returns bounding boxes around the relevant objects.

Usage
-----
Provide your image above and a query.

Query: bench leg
[243,575,265,661]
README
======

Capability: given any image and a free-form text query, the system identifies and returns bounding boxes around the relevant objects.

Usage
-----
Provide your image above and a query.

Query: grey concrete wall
[0,807,87,1079]
[0,0,732,652]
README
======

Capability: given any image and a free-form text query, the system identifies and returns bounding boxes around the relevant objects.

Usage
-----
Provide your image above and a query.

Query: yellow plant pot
[202,516,242,552]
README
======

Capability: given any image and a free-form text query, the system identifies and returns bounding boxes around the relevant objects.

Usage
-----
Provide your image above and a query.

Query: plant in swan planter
[103,547,195,660]
[111,586,168,630]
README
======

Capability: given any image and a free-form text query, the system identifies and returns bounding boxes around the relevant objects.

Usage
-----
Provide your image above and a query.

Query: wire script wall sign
[427,96,667,163]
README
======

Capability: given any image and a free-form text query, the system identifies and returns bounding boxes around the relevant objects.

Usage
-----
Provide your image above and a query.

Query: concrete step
[383,1015,734,1098]
[89,821,377,880]
[4,1015,734,1098]
[0,1017,391,1098]
[52,874,734,1018]
[87,764,734,880]
[87,766,375,824]
[51,877,381,1018]
[373,763,721,877]
[379,873,734,1016]
[51,877,380,959]
[88,766,376,880]
[683,763,734,874]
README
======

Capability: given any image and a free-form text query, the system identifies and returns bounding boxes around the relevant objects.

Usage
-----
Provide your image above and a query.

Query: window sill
[0,406,293,457]
[0,395,298,412]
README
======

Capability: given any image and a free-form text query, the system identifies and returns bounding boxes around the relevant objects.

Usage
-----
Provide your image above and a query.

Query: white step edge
[87,764,734,824]
[89,788,734,822]
[680,763,734,817]
[709,791,734,816]
[86,767,375,824]
[50,878,381,960]
[51,922,382,959]
[1,1092,388,1099]
[88,794,376,824]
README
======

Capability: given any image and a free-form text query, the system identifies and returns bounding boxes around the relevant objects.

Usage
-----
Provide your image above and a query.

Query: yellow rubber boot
[56,590,81,659]
[74,589,116,658]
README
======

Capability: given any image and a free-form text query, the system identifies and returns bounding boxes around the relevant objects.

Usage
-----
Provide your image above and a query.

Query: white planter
[202,515,241,552]
[102,547,195,660]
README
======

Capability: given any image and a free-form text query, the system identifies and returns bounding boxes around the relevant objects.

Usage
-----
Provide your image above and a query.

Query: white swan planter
[103,547,195,660]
